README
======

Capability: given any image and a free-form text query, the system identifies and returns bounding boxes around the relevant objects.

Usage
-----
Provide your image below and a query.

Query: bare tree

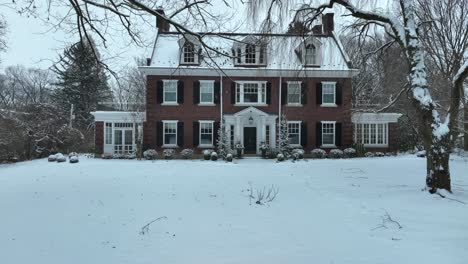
[251,0,468,193]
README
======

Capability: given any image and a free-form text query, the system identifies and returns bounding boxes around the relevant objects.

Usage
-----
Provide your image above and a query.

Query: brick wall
[95,121,104,154]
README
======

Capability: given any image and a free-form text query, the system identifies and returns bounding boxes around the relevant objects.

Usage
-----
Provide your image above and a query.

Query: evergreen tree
[216,121,231,160]
[53,40,112,129]
[277,112,292,158]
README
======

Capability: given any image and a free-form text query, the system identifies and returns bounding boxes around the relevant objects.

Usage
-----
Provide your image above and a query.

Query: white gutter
[220,74,223,124]
[278,75,282,141]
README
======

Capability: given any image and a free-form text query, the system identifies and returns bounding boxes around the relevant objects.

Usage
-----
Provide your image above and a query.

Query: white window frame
[162,120,178,147]
[305,44,317,66]
[182,42,197,64]
[199,80,215,105]
[321,121,336,147]
[105,122,112,145]
[233,44,267,66]
[354,122,389,147]
[199,120,215,147]
[235,81,267,105]
[163,80,178,105]
[287,121,302,147]
[321,81,337,107]
[287,81,302,106]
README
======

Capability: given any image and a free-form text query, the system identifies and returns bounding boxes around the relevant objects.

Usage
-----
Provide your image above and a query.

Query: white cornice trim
[91,111,146,122]
[138,66,358,78]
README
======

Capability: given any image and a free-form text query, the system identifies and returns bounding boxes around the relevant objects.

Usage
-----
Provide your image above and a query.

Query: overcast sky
[0,0,393,73]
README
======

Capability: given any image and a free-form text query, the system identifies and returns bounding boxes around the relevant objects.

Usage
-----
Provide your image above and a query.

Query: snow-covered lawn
[0,156,467,264]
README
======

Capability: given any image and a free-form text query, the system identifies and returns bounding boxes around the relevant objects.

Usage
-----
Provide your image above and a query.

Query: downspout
[278,75,282,145]
[220,74,223,124]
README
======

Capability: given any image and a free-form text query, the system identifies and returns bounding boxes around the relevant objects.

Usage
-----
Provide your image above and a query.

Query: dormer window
[183,42,195,63]
[305,44,317,65]
[233,36,267,66]
[296,37,321,67]
[245,44,256,64]
[179,35,200,65]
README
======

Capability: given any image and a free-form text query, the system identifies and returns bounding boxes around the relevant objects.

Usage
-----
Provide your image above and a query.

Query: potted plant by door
[259,142,270,159]
[234,142,244,159]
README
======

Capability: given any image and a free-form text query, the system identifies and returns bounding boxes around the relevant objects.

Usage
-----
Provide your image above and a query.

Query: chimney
[322,13,334,35]
[156,9,170,32]
[146,58,151,66]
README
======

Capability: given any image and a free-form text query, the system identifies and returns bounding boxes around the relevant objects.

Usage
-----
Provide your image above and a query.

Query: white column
[236,116,241,144]
[261,116,266,142]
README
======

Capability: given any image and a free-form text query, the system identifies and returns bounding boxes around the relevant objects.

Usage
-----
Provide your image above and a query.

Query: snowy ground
[0,155,467,264]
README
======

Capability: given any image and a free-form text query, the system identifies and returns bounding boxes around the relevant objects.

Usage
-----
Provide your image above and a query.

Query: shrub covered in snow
[211,151,218,161]
[277,153,285,162]
[69,155,79,163]
[310,148,326,159]
[292,149,305,159]
[267,148,279,159]
[163,149,175,159]
[352,143,366,157]
[203,149,213,160]
[226,153,233,162]
[126,154,137,159]
[416,150,426,158]
[365,152,375,157]
[143,149,158,160]
[56,153,66,162]
[102,153,113,159]
[180,149,194,159]
[329,149,344,159]
[375,152,385,157]
[113,153,125,159]
[343,148,357,158]
[48,154,57,162]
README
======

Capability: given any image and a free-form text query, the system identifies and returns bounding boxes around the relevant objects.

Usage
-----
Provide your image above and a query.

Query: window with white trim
[182,42,196,64]
[354,123,388,146]
[105,123,112,144]
[163,80,178,103]
[245,44,256,64]
[230,125,235,149]
[200,81,214,104]
[200,121,214,146]
[288,122,301,145]
[322,122,335,146]
[322,82,336,105]
[265,125,270,144]
[305,44,317,65]
[236,81,267,104]
[163,121,177,146]
[287,82,301,104]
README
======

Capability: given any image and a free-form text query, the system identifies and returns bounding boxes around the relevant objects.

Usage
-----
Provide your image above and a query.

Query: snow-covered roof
[352,113,402,123]
[140,32,357,77]
[91,111,146,122]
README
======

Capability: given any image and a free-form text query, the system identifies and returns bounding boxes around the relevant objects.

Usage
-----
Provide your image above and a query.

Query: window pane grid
[288,122,300,145]
[354,123,388,146]
[183,43,195,63]
[305,44,316,65]
[200,82,214,103]
[200,122,213,145]
[322,83,335,104]
[105,123,112,144]
[164,122,177,145]
[245,44,256,64]
[164,81,177,103]
[236,82,266,104]
[288,83,301,104]
[322,123,335,145]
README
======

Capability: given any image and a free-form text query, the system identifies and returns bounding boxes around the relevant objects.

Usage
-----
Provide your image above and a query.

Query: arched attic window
[245,44,256,64]
[305,44,317,65]
[182,42,196,63]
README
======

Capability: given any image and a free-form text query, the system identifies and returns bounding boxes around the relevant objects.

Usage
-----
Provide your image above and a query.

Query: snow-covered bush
[180,149,194,159]
[68,152,78,158]
[211,151,218,161]
[69,155,79,163]
[365,152,375,157]
[163,149,175,159]
[143,149,158,160]
[292,149,305,159]
[375,152,385,157]
[267,148,279,159]
[48,154,57,162]
[310,149,326,159]
[416,150,426,157]
[352,143,366,157]
[113,153,124,159]
[203,149,213,160]
[329,149,344,159]
[56,153,66,162]
[102,153,113,159]
[226,153,233,162]
[343,148,357,158]
[277,153,285,162]
[126,154,137,159]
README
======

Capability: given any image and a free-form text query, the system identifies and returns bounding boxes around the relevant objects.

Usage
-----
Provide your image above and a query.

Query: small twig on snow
[139,216,168,235]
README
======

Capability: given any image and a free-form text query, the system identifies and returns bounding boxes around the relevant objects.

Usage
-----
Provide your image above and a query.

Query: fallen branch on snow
[371,209,403,231]
[140,216,168,235]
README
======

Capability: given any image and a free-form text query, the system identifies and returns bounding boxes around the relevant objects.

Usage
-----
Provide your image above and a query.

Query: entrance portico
[224,107,278,154]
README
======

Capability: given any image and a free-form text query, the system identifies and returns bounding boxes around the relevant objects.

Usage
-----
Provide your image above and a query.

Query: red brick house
[92,13,400,156]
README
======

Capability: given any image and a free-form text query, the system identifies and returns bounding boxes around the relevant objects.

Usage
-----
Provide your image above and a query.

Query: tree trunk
[465,103,468,150]
[425,142,451,193]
